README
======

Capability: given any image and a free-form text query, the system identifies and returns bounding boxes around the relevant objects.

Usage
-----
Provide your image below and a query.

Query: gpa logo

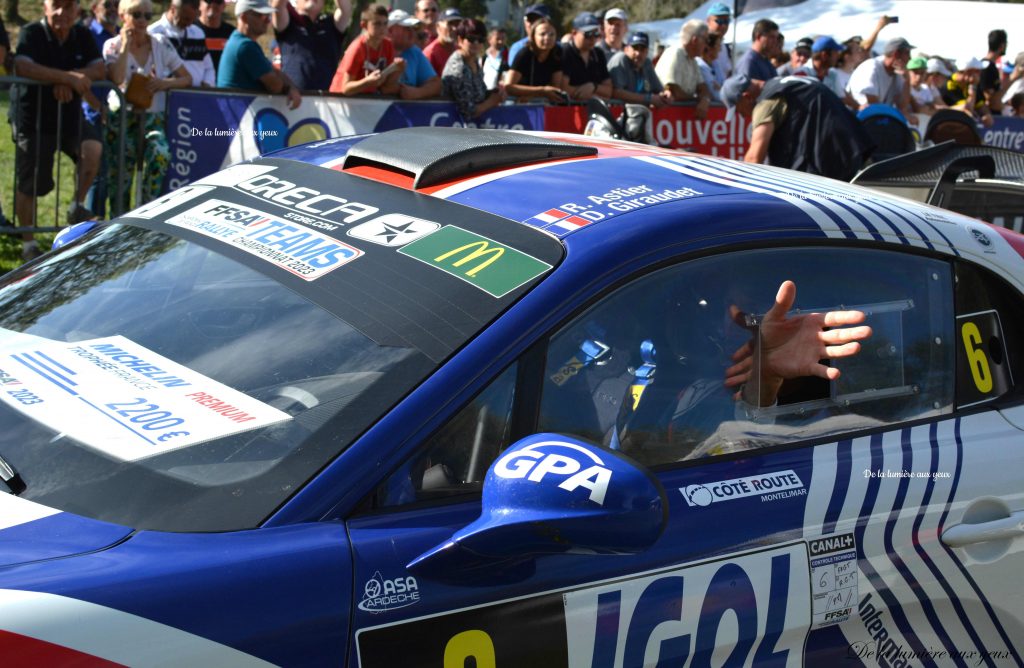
[493,440,612,505]
[358,571,421,614]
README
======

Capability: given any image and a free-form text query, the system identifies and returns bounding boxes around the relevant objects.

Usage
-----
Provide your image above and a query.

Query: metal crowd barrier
[0,76,127,236]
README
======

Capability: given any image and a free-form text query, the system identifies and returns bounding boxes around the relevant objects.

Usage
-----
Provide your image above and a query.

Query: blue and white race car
[0,128,1021,667]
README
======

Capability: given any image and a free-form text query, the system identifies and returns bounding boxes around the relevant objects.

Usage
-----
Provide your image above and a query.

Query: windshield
[0,157,563,532]
[0,224,435,531]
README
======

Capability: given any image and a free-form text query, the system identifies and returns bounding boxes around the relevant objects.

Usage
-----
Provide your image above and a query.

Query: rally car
[0,128,1022,667]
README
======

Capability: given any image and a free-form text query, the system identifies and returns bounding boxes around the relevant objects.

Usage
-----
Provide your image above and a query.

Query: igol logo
[358,571,421,614]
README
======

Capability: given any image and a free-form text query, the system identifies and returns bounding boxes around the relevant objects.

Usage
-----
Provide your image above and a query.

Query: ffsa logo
[493,441,612,505]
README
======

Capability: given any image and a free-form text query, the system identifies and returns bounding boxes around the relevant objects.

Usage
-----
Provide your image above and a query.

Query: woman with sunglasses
[441,18,505,119]
[503,16,564,104]
[103,0,191,211]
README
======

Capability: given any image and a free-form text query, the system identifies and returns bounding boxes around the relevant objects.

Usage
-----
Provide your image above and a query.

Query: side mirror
[407,434,667,583]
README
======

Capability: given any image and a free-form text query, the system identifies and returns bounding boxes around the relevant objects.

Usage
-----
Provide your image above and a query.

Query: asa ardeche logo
[358,571,421,614]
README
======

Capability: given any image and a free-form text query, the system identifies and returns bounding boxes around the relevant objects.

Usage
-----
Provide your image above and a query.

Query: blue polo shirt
[217,31,273,90]
[400,45,436,87]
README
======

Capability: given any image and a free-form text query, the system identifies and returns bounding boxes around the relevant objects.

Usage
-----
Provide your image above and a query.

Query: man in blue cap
[705,1,732,81]
[562,11,612,101]
[423,6,461,74]
[608,31,670,108]
[810,35,848,101]
[507,3,549,65]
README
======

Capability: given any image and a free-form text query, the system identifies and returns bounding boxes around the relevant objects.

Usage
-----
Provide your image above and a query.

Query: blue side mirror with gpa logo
[408,434,668,583]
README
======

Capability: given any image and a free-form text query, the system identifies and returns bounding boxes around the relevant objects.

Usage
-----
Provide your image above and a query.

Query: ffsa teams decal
[165,199,363,280]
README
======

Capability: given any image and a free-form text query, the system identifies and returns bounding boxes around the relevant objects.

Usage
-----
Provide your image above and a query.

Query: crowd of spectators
[9,0,1024,261]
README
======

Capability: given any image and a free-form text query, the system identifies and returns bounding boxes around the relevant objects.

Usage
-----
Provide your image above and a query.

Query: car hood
[0,493,132,569]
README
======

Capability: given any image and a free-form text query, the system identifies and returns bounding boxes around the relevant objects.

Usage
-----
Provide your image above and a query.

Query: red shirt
[423,38,455,77]
[330,33,395,93]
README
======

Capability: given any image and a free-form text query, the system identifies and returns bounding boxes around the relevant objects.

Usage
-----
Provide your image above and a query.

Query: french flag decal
[528,208,592,233]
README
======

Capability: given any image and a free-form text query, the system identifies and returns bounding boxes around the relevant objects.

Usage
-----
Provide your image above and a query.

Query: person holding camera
[103,0,192,211]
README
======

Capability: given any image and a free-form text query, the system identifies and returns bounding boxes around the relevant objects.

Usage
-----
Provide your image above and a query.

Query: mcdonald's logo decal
[399,226,552,298]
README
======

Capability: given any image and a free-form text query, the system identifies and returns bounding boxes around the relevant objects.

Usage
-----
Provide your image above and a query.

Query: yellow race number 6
[444,630,497,668]
[961,321,993,393]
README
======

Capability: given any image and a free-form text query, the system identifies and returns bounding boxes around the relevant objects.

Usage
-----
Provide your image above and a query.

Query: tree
[3,0,25,26]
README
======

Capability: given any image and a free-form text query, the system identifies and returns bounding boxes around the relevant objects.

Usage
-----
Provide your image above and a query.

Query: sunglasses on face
[420,6,437,12]
[713,18,730,25]
[130,10,153,20]
[583,30,600,39]
[465,35,483,44]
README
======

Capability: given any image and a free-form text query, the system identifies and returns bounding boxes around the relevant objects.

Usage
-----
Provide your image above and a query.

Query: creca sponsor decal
[681,470,806,507]
[494,440,612,505]
[357,591,569,666]
[358,572,421,614]
[347,214,440,247]
[231,170,380,229]
[563,544,809,667]
[165,199,363,281]
[398,225,552,298]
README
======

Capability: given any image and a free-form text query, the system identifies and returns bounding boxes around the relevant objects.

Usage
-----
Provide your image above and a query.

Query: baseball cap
[524,4,550,19]
[572,12,601,32]
[794,37,813,54]
[721,73,751,108]
[962,57,984,71]
[812,36,842,53]
[236,0,273,15]
[707,2,731,17]
[388,9,421,27]
[926,57,952,76]
[605,7,628,22]
[883,37,914,55]
[440,7,462,21]
[627,31,649,48]
[1003,61,1015,74]
[906,57,926,71]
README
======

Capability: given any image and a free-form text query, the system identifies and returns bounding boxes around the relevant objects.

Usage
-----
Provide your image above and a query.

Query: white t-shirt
[655,45,702,97]
[103,33,185,112]
[848,55,904,106]
[911,83,936,107]
[149,16,215,87]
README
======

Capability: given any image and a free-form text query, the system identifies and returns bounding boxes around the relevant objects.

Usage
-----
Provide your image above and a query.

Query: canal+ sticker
[165,199,363,281]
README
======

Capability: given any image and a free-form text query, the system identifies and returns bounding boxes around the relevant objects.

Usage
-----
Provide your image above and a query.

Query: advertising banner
[166,91,1024,192]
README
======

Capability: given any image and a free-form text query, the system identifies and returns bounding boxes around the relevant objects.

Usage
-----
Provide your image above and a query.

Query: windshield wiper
[0,453,26,495]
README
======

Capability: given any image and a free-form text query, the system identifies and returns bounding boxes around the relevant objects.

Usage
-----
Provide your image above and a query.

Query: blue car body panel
[3,131,1024,666]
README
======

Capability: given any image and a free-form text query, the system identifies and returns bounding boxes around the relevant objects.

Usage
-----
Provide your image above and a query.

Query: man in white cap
[218,0,301,109]
[941,57,993,126]
[596,7,628,60]
[848,36,913,113]
[387,9,440,100]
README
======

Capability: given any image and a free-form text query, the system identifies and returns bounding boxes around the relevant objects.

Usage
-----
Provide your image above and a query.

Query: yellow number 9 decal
[444,630,496,668]
[962,321,993,393]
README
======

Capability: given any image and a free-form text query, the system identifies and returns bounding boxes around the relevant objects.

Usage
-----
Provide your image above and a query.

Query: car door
[346,244,1023,667]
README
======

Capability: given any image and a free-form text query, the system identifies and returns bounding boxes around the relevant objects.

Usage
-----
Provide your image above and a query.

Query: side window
[537,247,955,467]
[375,363,518,507]
[954,261,1023,408]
